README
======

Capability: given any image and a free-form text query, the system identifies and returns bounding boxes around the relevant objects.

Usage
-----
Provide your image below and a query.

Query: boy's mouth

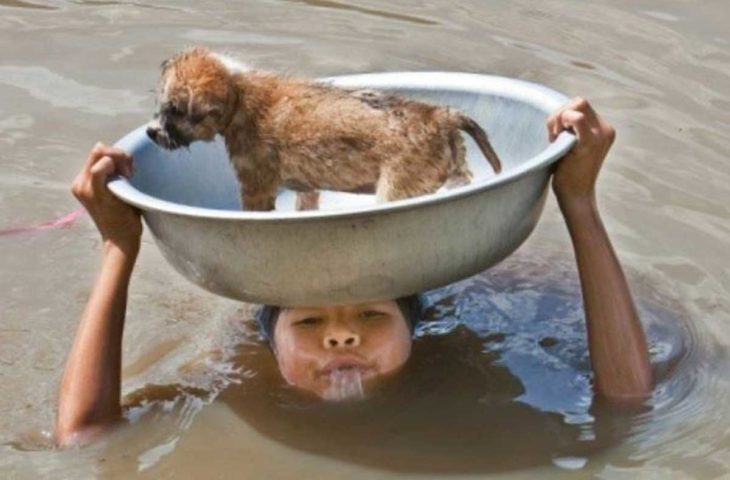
[320,362,373,402]
[319,357,375,378]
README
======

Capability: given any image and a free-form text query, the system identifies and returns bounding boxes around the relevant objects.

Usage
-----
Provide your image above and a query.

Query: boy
[55,98,652,447]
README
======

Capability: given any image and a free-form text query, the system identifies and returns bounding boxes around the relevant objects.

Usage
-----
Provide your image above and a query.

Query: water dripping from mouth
[322,369,365,401]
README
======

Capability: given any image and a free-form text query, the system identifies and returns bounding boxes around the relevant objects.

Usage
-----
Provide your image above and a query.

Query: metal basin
[109,72,576,306]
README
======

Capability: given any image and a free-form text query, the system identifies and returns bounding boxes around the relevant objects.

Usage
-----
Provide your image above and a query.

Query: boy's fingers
[550,118,562,140]
[109,152,134,177]
[546,115,558,142]
[89,155,116,192]
[83,142,108,170]
[567,97,597,118]
[83,143,132,172]
[558,110,590,141]
[103,150,133,177]
[547,105,578,142]
[108,151,134,177]
[548,97,603,142]
[547,105,568,140]
[547,116,564,142]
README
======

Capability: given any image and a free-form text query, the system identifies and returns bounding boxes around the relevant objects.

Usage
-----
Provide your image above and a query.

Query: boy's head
[257,296,422,401]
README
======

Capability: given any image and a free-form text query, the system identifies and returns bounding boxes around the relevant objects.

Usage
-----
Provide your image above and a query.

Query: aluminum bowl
[109,72,575,306]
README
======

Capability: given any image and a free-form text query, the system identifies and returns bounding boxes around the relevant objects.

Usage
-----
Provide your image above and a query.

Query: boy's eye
[294,317,321,326]
[360,310,385,320]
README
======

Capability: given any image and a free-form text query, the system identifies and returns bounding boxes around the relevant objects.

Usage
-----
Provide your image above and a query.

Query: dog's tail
[456,114,502,174]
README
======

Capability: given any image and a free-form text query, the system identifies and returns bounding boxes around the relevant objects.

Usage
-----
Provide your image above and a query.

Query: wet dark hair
[256,295,423,344]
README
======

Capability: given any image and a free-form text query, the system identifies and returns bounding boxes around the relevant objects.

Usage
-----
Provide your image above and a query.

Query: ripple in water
[3,253,717,476]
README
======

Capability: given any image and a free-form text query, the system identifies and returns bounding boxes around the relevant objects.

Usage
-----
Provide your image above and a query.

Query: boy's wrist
[102,238,140,264]
[556,191,598,221]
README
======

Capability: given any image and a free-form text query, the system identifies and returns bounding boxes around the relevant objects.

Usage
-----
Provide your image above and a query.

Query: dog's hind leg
[444,131,473,189]
[375,163,442,203]
[296,191,320,211]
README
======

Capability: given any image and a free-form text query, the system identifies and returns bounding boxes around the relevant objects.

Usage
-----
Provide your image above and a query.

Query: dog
[146,47,502,211]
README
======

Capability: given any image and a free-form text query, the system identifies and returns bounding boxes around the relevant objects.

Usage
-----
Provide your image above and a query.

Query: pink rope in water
[0,208,85,237]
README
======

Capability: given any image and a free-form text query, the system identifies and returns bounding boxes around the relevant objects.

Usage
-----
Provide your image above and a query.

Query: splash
[322,369,365,402]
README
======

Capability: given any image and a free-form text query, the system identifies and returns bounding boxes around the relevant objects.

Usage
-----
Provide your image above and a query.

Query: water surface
[1,0,729,478]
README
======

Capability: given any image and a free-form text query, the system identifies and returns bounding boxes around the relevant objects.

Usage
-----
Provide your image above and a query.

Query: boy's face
[272,301,412,401]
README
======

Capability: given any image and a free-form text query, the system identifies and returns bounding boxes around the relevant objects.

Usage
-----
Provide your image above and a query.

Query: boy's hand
[547,98,616,202]
[71,143,142,252]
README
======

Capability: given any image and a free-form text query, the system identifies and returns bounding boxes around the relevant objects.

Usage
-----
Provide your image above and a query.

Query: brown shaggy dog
[146,47,502,211]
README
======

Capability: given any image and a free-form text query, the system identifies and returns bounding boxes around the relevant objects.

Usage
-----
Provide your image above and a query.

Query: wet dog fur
[146,47,502,211]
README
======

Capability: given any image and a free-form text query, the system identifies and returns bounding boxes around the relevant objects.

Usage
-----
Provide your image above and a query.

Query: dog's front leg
[241,190,276,211]
[239,178,278,211]
[234,160,279,211]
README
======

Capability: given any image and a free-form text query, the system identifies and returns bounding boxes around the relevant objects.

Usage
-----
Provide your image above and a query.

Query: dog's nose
[146,127,159,142]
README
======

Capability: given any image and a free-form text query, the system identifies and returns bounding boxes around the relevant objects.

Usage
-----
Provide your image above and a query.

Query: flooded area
[1,0,729,478]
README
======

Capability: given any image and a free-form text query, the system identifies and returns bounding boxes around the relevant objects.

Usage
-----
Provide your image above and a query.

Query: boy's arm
[55,144,142,447]
[548,99,652,401]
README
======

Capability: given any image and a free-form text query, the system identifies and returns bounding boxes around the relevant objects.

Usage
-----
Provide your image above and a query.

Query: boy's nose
[323,330,361,349]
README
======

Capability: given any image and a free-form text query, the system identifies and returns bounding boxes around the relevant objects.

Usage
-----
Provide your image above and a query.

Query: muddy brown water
[1,0,729,478]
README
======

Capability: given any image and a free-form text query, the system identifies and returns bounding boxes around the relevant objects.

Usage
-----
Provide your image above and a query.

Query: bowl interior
[120,73,562,213]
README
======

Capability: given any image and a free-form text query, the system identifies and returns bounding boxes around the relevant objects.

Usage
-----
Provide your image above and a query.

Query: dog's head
[147,47,238,149]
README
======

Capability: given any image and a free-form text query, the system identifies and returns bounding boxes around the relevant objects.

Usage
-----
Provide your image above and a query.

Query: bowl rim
[109,71,576,222]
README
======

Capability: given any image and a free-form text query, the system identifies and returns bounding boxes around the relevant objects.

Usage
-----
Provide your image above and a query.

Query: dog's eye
[207,107,223,119]
[189,107,221,124]
[166,104,185,117]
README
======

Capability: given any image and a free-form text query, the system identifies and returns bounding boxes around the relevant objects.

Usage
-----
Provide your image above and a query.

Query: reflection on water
[0,0,55,10]
[0,66,147,115]
[282,0,439,26]
[1,0,729,478]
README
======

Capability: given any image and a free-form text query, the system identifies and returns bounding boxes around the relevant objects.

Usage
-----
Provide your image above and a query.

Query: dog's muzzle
[146,124,162,143]
[145,119,168,146]
[146,120,190,150]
